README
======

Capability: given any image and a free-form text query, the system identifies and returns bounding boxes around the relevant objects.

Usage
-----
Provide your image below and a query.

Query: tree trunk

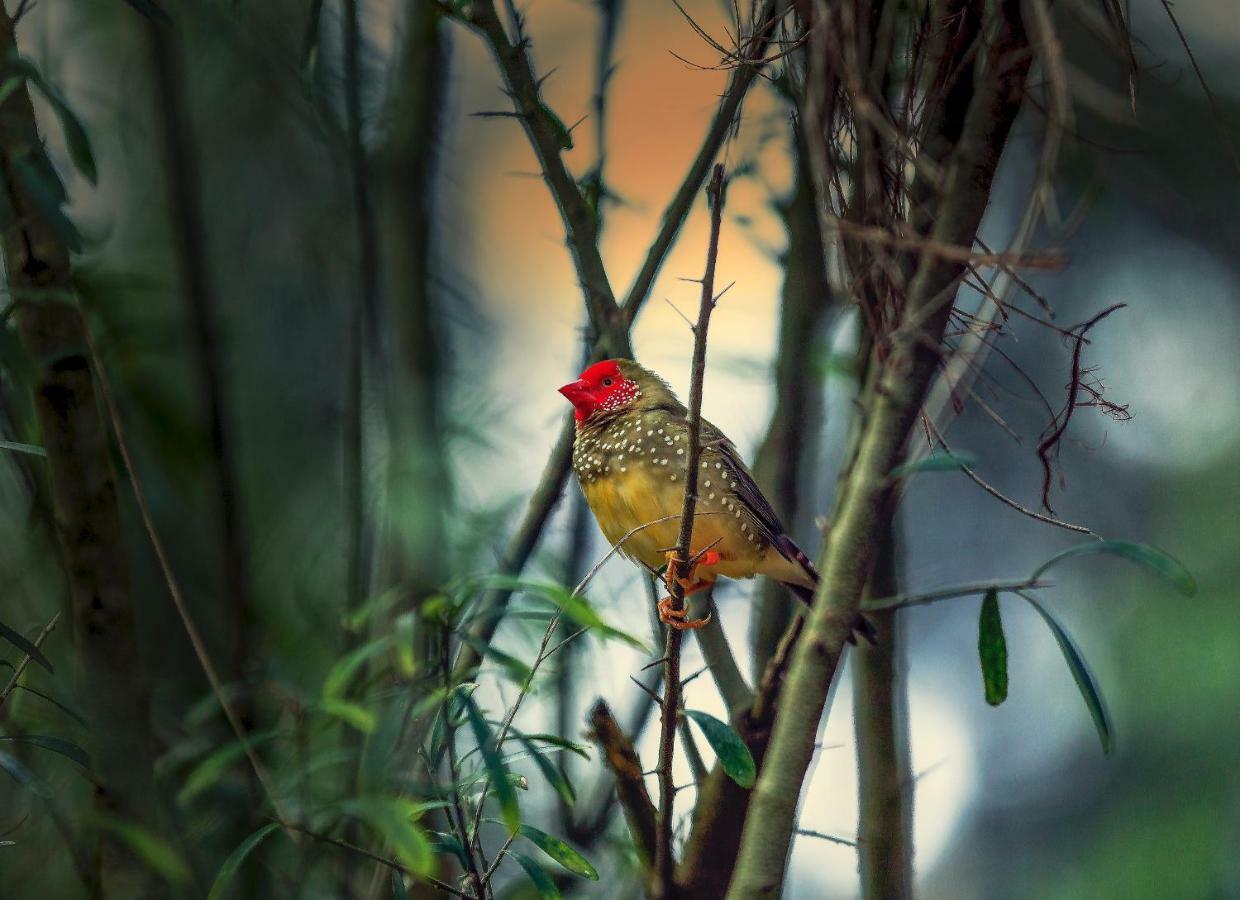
[0,13,160,898]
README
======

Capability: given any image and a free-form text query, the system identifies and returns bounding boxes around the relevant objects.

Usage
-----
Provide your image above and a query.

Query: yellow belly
[581,467,766,580]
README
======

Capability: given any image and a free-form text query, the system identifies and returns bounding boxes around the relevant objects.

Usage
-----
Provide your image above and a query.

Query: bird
[559,357,855,634]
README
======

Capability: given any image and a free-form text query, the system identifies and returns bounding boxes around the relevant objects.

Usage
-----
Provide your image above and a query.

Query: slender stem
[620,0,784,321]
[278,820,468,899]
[83,322,290,826]
[653,164,728,897]
[853,522,913,899]
[341,0,379,631]
[0,613,58,707]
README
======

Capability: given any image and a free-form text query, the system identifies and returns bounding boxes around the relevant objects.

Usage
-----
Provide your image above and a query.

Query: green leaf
[481,577,649,652]
[0,751,49,797]
[513,851,563,898]
[460,634,532,685]
[320,700,376,734]
[978,590,1008,706]
[889,452,977,480]
[323,632,399,699]
[9,57,97,184]
[122,0,173,24]
[464,696,519,833]
[538,102,574,150]
[505,729,591,761]
[90,816,191,884]
[429,830,468,868]
[0,620,53,673]
[0,734,89,768]
[177,732,277,806]
[0,75,24,107]
[0,440,45,457]
[682,709,756,789]
[1031,540,1196,596]
[341,797,433,875]
[9,683,85,724]
[517,824,598,880]
[513,733,575,806]
[1019,593,1114,755]
[12,152,81,253]
[206,823,281,900]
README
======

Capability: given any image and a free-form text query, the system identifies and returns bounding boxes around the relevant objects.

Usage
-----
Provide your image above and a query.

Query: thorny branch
[653,164,728,898]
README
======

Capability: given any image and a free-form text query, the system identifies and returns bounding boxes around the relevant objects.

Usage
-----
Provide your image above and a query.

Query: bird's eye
[602,377,614,387]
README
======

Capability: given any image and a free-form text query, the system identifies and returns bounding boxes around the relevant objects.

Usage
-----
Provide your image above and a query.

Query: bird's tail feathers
[776,538,877,645]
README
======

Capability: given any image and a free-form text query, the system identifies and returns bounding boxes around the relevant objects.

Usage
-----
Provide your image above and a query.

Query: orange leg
[657,550,720,630]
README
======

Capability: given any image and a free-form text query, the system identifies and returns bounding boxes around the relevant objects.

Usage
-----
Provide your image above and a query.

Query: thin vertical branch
[852,521,913,899]
[751,117,835,672]
[146,11,258,736]
[342,0,379,630]
[653,164,728,898]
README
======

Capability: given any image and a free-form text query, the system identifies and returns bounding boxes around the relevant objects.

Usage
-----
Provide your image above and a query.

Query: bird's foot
[663,549,721,595]
[657,594,713,631]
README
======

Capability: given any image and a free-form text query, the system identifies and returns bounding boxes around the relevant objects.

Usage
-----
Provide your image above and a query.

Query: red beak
[558,379,596,421]
[557,379,591,404]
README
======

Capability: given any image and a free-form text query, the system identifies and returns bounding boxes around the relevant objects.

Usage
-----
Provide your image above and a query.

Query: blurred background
[0,0,1237,897]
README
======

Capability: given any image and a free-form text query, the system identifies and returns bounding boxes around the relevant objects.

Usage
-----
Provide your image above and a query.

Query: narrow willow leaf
[0,751,50,797]
[206,822,281,900]
[460,634,532,685]
[464,697,519,833]
[513,734,575,806]
[1020,593,1114,755]
[90,816,191,884]
[429,830,468,868]
[1031,540,1196,596]
[0,621,53,673]
[0,734,90,768]
[10,683,85,724]
[323,633,397,699]
[122,0,173,23]
[0,440,45,457]
[889,452,978,480]
[978,590,1008,706]
[481,577,649,651]
[517,824,599,880]
[513,851,563,898]
[319,700,376,734]
[12,153,80,252]
[0,75,24,107]
[9,57,97,184]
[682,709,756,788]
[505,729,591,760]
[341,798,433,875]
[177,732,277,806]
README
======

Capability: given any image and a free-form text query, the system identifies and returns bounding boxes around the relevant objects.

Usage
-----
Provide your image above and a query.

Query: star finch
[560,358,850,632]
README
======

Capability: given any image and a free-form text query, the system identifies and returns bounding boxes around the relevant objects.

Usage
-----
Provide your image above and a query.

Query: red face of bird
[558,360,641,423]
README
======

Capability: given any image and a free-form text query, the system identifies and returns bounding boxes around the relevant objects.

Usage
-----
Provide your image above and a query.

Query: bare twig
[1036,303,1126,512]
[925,419,1096,535]
[1158,0,1240,183]
[653,164,728,898]
[82,320,289,826]
[277,820,468,898]
[621,0,781,322]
